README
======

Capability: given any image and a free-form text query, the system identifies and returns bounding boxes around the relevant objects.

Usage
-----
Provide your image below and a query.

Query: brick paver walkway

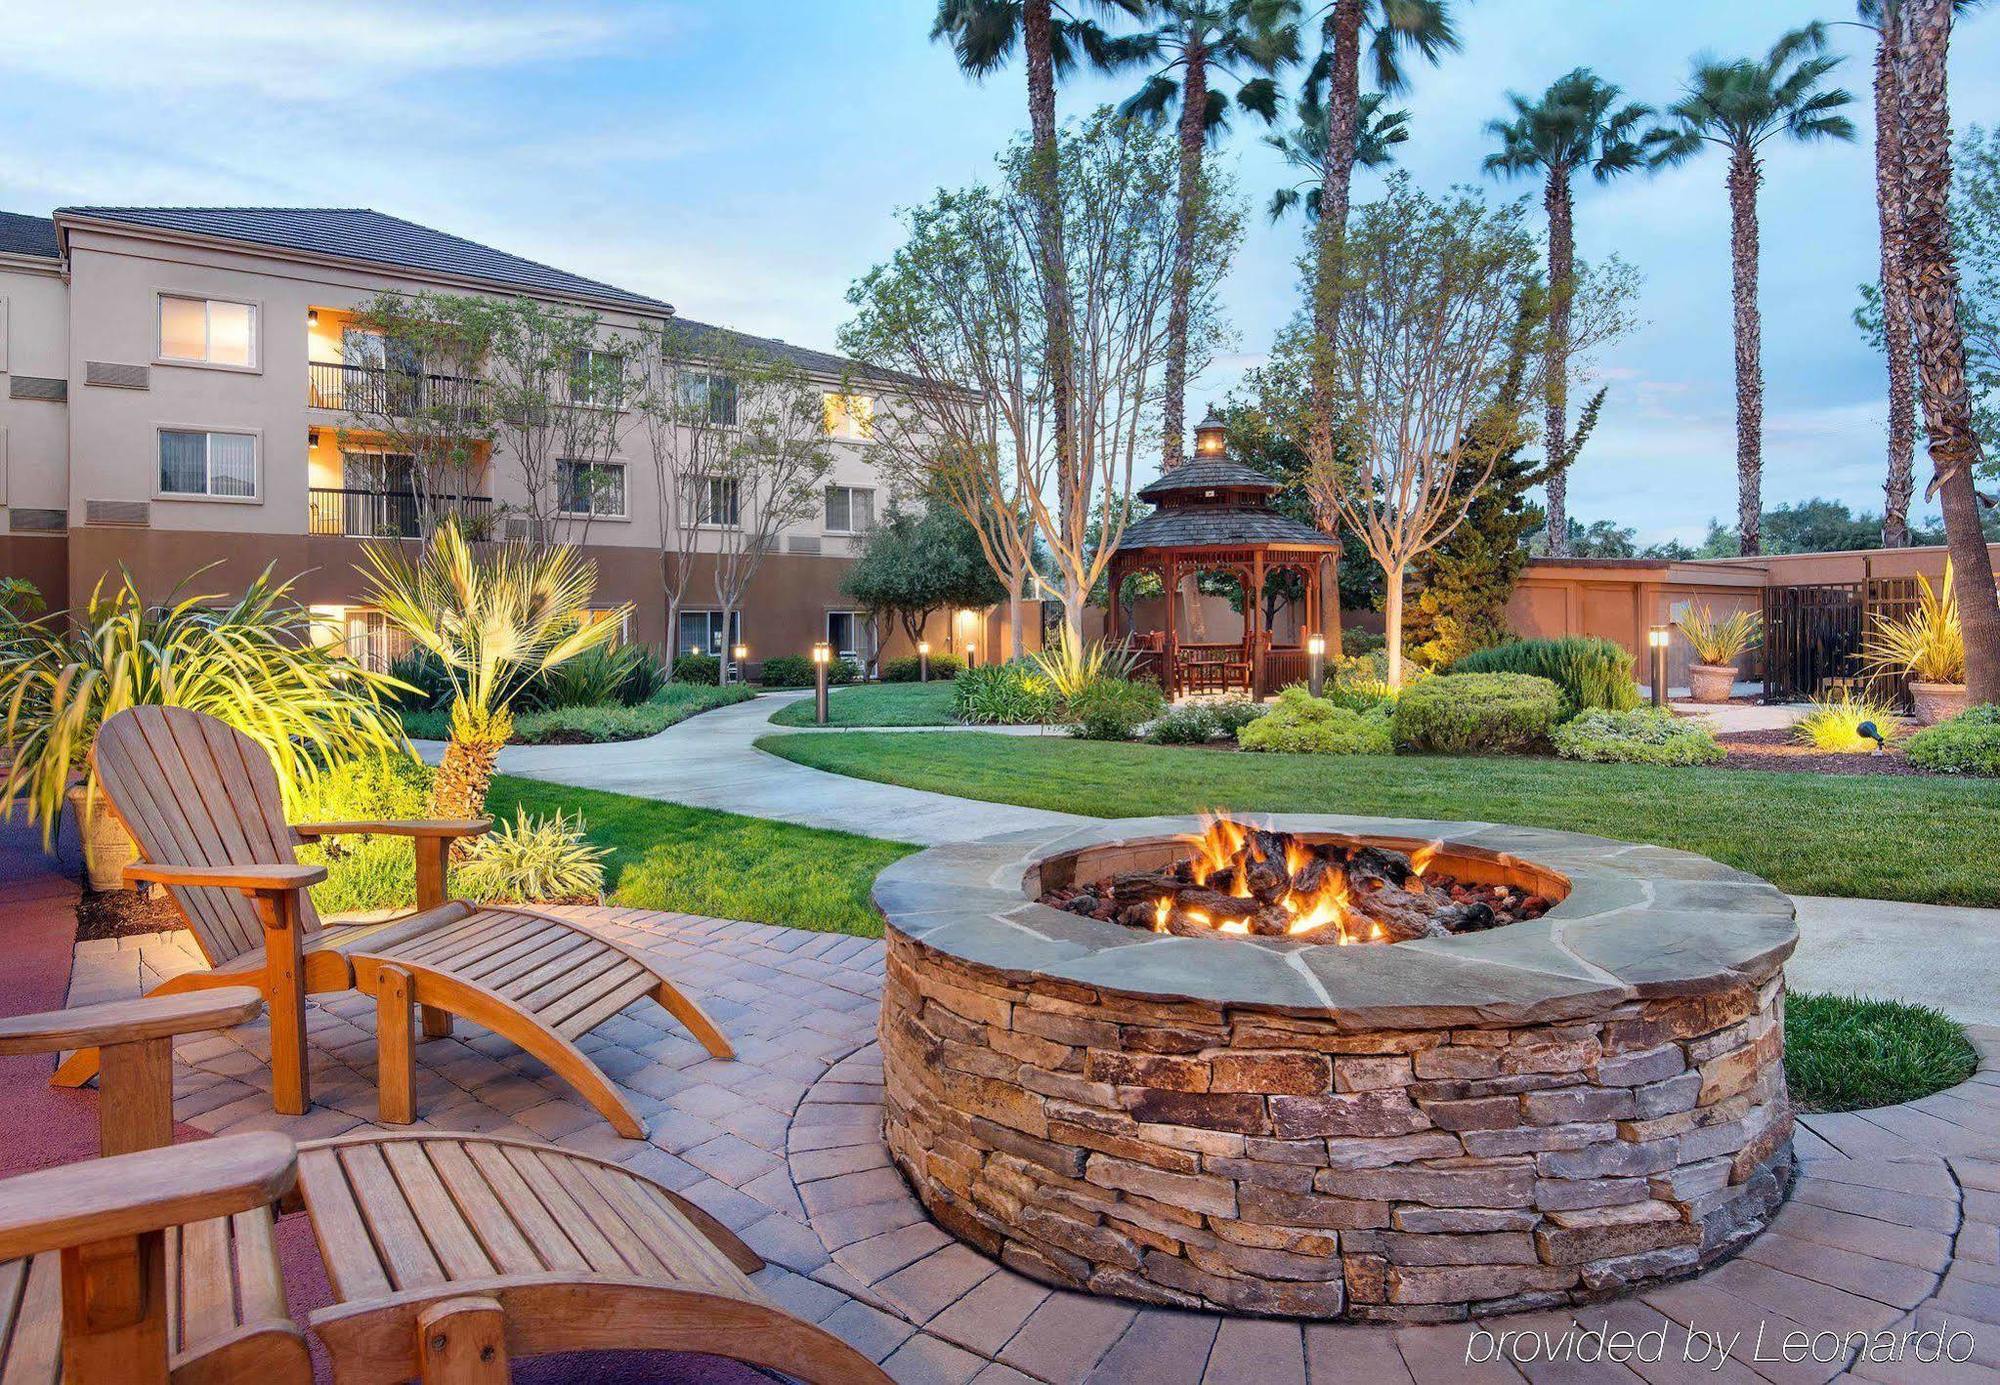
[66,912,2000,1384]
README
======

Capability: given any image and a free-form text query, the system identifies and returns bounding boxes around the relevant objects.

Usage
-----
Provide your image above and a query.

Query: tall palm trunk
[435,702,512,825]
[1727,144,1765,556]
[1875,32,1919,548]
[1163,37,1210,472]
[1309,0,1363,659]
[1896,0,2000,703]
[1542,164,1576,556]
[1024,1,1077,548]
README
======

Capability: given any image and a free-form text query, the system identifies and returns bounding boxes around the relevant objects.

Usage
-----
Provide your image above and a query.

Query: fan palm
[1652,25,1856,557]
[1884,0,2000,702]
[357,521,631,820]
[1484,68,1663,557]
[1265,90,1409,221]
[1099,0,1301,469]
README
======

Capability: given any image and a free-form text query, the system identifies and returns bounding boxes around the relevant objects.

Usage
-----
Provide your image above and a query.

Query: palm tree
[358,522,630,821]
[1265,90,1409,222]
[1295,0,1458,657]
[1890,0,2000,702]
[1483,69,1661,558]
[931,2,1137,524]
[1102,0,1300,469]
[1652,25,1856,556]
[1853,2,1920,545]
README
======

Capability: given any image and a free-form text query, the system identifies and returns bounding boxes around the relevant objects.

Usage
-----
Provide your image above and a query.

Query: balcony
[308,361,485,418]
[308,488,492,540]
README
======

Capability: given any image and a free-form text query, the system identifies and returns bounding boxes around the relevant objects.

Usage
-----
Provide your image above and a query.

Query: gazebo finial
[1193,408,1227,459]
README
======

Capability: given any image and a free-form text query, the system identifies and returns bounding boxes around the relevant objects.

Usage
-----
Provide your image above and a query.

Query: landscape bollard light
[1649,626,1671,710]
[1307,633,1326,698]
[964,641,977,669]
[812,642,831,725]
[731,643,748,687]
[918,640,930,683]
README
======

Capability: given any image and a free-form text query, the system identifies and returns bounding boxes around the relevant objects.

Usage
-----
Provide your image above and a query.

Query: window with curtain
[697,475,741,527]
[159,430,256,497]
[558,460,627,517]
[676,609,740,658]
[159,296,256,367]
[677,371,738,425]
[824,486,875,533]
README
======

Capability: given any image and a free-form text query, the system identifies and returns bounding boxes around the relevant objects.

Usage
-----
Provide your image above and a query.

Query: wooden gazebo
[1106,413,1340,698]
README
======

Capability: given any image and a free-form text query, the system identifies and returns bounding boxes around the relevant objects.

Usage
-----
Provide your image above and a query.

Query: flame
[1409,840,1445,878]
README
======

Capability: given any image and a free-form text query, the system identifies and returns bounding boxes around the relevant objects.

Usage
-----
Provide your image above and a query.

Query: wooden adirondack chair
[0,990,892,1384]
[52,705,732,1139]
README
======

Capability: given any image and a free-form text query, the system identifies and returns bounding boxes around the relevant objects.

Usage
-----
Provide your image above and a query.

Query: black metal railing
[308,361,484,417]
[1762,575,1923,711]
[308,488,492,540]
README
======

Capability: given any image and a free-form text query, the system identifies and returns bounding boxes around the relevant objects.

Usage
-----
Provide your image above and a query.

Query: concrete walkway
[465,692,1089,846]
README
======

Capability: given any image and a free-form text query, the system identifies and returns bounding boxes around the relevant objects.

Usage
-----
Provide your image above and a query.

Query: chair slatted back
[90,706,323,966]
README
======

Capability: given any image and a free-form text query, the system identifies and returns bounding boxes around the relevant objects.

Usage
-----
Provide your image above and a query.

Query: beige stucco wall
[0,255,71,527]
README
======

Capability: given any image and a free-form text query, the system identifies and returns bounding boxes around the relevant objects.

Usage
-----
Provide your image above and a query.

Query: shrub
[1794,692,1900,753]
[1239,686,1394,755]
[1148,702,1220,745]
[1324,651,1400,712]
[1392,673,1563,754]
[513,703,669,744]
[1066,676,1166,741]
[881,652,967,682]
[1866,563,1966,685]
[454,808,608,905]
[528,642,649,710]
[295,756,436,916]
[1904,703,2000,776]
[617,645,669,705]
[757,654,855,688]
[673,651,722,686]
[1677,604,1762,666]
[388,647,454,711]
[1207,695,1268,737]
[952,662,1057,724]
[399,708,452,742]
[1552,707,1725,766]
[1447,637,1638,716]
[1031,627,1141,701]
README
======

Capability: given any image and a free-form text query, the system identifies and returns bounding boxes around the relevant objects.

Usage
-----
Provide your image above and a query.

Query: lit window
[159,296,257,367]
[570,347,625,407]
[823,392,873,440]
[558,460,627,518]
[678,371,738,425]
[824,486,875,533]
[159,430,256,498]
[698,475,741,527]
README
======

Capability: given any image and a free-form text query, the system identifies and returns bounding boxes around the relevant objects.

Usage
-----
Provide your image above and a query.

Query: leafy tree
[843,504,1007,648]
[1102,1,1297,469]
[1652,24,1857,555]
[1483,68,1663,556]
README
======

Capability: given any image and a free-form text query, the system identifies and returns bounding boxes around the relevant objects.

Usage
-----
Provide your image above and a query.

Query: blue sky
[3,1,1993,544]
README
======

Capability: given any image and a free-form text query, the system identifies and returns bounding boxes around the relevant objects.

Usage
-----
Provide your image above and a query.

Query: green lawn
[484,774,914,935]
[1786,992,1977,1111]
[758,732,2000,907]
[768,681,959,727]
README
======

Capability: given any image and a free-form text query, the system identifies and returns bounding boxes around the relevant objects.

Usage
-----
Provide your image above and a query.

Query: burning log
[1244,856,1289,904]
[1248,906,1292,937]
[1173,888,1261,921]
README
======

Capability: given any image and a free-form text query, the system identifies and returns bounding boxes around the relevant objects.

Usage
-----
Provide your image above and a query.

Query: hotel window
[697,475,741,527]
[678,371,738,425]
[677,609,740,658]
[570,347,625,407]
[159,295,256,367]
[823,392,873,440]
[159,429,256,498]
[558,460,628,518]
[824,485,875,534]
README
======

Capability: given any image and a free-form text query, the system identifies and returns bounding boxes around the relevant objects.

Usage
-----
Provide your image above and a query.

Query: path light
[731,643,748,686]
[1649,626,1671,710]
[811,642,831,725]
[917,640,930,683]
[1306,633,1327,699]
[964,640,977,669]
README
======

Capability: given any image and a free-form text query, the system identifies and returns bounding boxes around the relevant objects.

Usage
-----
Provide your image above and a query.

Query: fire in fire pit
[1039,815,1551,944]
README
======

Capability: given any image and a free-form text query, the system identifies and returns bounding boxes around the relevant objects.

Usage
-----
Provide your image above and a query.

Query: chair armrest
[0,1132,296,1261]
[293,819,490,841]
[124,862,326,893]
[0,988,263,1057]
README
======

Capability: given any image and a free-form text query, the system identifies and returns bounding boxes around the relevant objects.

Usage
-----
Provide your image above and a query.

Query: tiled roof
[0,211,58,260]
[54,206,672,312]
[1137,457,1282,502]
[1116,506,1341,551]
[667,317,922,388]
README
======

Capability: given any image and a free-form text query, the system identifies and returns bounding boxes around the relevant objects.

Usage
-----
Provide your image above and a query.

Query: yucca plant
[454,807,607,904]
[1865,563,1965,686]
[0,566,409,852]
[1793,691,1899,753]
[1029,627,1140,703]
[1677,604,1763,666]
[358,521,631,820]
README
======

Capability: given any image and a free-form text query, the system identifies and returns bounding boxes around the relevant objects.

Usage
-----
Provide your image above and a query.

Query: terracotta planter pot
[66,784,139,892]
[1909,681,1969,726]
[1687,663,1738,704]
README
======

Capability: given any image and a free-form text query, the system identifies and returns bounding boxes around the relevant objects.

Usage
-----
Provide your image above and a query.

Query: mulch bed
[75,885,187,941]
[1714,728,1931,776]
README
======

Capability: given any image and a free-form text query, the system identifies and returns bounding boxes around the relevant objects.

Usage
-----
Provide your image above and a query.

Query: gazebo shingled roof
[1135,456,1282,504]
[1117,505,1340,551]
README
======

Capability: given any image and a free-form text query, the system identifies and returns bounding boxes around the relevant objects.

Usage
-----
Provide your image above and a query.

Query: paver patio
[58,907,2000,1383]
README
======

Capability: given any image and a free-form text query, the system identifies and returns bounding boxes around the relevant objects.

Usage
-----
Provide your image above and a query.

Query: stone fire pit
[874,816,1798,1322]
